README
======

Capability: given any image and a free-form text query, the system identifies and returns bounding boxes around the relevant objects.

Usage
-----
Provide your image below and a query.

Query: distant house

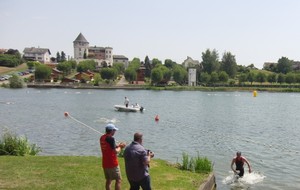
[75,71,94,82]
[23,47,51,63]
[113,55,129,68]
[182,56,201,68]
[51,68,63,81]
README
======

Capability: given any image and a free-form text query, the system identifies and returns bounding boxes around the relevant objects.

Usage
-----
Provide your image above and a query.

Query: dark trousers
[129,176,151,190]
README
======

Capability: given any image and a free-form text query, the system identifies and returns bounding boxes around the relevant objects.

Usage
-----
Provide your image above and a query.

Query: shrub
[0,131,41,156]
[180,152,213,173]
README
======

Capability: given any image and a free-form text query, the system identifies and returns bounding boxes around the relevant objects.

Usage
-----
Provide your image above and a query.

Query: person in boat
[100,123,126,190]
[124,97,129,108]
[134,103,140,108]
[231,151,252,177]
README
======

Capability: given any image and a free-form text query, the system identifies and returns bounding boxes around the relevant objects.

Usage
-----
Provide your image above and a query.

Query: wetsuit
[235,157,244,177]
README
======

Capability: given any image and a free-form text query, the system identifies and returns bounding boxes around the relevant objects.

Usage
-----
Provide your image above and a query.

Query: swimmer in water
[231,151,252,177]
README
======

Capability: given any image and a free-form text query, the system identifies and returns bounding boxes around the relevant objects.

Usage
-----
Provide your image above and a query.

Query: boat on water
[114,104,144,112]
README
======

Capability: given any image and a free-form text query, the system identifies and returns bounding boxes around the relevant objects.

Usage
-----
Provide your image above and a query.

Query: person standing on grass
[100,123,126,190]
[231,151,252,177]
[124,132,154,190]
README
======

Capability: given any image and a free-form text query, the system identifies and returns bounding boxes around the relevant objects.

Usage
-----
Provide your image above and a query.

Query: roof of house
[74,33,89,43]
[113,55,128,59]
[23,47,51,55]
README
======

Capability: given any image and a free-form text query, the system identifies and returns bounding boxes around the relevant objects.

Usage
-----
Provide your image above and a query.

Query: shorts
[103,166,121,180]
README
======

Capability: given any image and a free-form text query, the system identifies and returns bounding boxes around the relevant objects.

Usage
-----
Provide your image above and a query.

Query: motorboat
[114,104,144,112]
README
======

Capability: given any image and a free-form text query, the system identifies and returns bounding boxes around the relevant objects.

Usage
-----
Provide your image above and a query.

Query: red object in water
[64,112,69,117]
[155,115,159,121]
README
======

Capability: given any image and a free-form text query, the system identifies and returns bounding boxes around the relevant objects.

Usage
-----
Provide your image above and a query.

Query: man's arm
[231,158,237,174]
[243,157,252,173]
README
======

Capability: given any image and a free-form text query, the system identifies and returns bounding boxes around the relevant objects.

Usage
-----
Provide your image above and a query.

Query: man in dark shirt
[231,151,252,177]
[124,132,154,190]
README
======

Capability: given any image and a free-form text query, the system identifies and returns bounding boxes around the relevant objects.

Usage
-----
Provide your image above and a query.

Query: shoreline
[25,82,300,92]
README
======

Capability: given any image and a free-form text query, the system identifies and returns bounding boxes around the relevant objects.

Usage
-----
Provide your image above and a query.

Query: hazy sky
[1,0,300,69]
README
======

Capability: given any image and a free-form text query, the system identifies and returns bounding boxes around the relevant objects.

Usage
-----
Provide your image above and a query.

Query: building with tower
[73,33,119,67]
[73,33,89,60]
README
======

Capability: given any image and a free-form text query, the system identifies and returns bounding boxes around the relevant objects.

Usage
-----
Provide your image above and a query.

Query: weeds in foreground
[0,131,41,156]
[180,152,213,173]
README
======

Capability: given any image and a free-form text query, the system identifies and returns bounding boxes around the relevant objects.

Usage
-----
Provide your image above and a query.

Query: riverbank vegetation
[0,131,41,156]
[0,156,209,190]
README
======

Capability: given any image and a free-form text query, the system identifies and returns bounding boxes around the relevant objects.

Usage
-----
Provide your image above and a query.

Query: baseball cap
[106,123,119,131]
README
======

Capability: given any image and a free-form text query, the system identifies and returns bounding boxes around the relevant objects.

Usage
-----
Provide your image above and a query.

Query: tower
[73,33,89,60]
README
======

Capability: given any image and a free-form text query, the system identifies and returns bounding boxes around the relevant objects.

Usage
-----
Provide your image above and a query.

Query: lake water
[0,88,299,190]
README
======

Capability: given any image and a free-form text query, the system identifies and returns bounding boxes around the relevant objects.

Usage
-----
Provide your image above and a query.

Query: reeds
[180,152,213,173]
[0,131,41,156]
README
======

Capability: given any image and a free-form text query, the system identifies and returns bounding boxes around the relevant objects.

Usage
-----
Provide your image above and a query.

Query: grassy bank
[0,156,209,190]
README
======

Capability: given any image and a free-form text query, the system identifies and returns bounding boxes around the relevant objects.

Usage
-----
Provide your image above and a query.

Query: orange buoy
[64,112,69,117]
[155,115,159,121]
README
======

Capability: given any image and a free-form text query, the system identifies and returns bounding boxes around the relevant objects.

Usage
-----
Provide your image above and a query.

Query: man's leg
[106,179,112,190]
[115,179,121,190]
[129,180,140,190]
[140,176,152,190]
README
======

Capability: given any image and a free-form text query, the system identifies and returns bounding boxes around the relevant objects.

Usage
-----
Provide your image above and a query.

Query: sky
[1,0,300,69]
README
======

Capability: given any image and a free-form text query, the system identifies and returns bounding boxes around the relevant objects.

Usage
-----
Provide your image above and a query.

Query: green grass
[0,156,209,190]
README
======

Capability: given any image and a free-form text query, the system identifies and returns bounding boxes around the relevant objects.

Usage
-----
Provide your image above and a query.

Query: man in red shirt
[100,123,126,190]
[231,151,252,177]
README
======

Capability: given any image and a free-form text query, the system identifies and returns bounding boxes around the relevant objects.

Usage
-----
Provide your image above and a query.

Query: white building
[23,47,51,63]
[73,33,114,67]
[73,33,89,60]
[188,68,197,86]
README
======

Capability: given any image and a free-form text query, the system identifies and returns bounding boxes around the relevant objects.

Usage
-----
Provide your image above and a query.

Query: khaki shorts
[103,166,121,180]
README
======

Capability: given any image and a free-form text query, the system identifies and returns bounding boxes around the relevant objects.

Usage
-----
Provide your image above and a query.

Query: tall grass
[0,131,41,156]
[180,152,213,173]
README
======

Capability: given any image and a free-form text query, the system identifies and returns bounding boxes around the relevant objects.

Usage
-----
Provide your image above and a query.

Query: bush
[9,74,23,88]
[180,152,213,173]
[0,131,41,156]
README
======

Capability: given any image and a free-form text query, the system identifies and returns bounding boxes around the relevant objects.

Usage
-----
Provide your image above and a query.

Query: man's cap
[106,123,119,131]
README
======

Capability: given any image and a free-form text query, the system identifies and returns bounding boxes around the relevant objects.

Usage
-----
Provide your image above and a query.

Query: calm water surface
[0,88,299,190]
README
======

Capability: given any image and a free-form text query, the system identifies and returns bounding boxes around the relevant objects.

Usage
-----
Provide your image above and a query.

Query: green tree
[277,57,292,74]
[35,64,52,81]
[285,72,295,84]
[124,68,137,82]
[199,72,211,84]
[201,49,220,74]
[9,74,23,88]
[151,58,162,68]
[112,63,125,75]
[56,52,61,63]
[218,71,229,83]
[151,68,163,85]
[57,61,72,76]
[221,52,237,78]
[77,60,96,72]
[0,54,21,67]
[61,51,66,62]
[26,61,40,69]
[100,68,118,80]
[277,73,285,84]
[295,74,300,83]
[267,73,277,83]
[247,72,256,85]
[210,72,219,84]
[164,59,177,69]
[238,73,248,85]
[255,72,267,84]
[144,56,151,77]
[93,73,102,86]
[173,65,187,85]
